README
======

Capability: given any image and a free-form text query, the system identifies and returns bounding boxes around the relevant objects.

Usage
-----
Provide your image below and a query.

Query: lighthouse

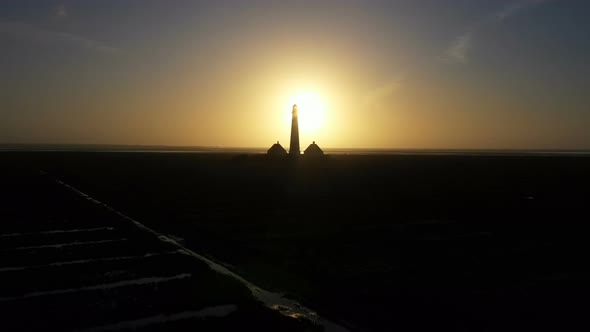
[289,104,300,156]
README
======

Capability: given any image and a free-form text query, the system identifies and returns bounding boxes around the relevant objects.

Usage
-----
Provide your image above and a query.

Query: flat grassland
[5,152,590,331]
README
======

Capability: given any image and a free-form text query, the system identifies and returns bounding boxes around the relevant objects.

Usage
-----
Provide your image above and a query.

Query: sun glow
[286,91,327,134]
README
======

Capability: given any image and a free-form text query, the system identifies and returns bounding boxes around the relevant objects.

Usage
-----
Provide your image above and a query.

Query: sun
[286,91,326,134]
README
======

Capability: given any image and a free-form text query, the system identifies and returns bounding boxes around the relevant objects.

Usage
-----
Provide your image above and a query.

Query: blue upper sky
[1,0,589,149]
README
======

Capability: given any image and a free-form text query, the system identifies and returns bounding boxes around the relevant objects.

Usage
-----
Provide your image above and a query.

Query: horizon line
[1,143,590,153]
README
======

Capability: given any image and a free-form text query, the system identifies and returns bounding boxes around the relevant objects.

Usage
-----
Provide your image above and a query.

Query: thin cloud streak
[496,0,552,21]
[441,0,554,64]
[0,21,123,55]
[55,4,68,19]
[365,77,404,110]
[442,31,473,64]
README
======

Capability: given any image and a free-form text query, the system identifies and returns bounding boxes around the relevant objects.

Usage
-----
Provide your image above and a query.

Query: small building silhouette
[304,141,324,157]
[267,141,287,156]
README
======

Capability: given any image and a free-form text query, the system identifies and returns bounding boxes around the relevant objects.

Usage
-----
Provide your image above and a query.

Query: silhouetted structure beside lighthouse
[267,141,287,157]
[289,104,300,156]
[304,141,324,157]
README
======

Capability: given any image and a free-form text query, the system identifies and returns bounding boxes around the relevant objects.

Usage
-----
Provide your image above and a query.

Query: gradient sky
[1,0,589,149]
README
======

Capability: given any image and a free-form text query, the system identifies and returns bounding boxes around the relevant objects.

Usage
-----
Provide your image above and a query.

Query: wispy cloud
[0,21,123,55]
[442,31,473,64]
[495,0,552,21]
[441,0,553,64]
[55,4,68,19]
[365,77,404,110]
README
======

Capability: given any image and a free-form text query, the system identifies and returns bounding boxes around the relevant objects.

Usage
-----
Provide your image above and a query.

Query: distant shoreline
[1,144,590,156]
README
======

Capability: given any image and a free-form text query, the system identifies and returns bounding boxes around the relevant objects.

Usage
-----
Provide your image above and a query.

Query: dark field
[3,152,590,331]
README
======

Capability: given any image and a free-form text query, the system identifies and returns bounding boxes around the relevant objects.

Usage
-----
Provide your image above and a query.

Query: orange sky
[1,1,589,149]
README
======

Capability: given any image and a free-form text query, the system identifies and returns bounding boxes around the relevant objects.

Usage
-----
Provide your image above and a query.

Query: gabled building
[267,141,287,156]
[304,141,324,157]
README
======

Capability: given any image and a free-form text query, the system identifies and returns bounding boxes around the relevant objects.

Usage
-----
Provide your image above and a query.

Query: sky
[1,0,589,149]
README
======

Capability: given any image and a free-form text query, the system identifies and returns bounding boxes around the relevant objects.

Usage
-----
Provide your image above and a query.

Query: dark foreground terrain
[0,160,315,332]
[2,151,590,331]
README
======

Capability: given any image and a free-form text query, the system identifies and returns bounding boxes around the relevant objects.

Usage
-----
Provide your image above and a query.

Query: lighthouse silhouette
[289,104,300,156]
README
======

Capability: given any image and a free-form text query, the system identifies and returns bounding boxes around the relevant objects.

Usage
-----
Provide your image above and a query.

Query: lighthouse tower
[289,104,300,156]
